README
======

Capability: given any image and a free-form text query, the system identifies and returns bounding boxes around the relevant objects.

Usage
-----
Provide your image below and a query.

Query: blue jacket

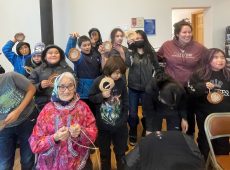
[65,36,101,99]
[2,40,31,75]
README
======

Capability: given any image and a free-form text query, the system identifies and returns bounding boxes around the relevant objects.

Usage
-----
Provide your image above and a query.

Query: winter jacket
[125,131,205,170]
[2,40,31,75]
[29,60,74,110]
[29,96,97,170]
[157,38,207,86]
[108,46,131,67]
[65,36,102,99]
[128,50,161,91]
[24,57,42,77]
[89,75,128,131]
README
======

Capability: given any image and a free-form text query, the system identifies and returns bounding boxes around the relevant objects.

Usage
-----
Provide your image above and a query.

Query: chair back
[204,112,230,169]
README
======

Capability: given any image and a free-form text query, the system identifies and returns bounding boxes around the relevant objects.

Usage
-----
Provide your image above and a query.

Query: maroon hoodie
[158,38,207,86]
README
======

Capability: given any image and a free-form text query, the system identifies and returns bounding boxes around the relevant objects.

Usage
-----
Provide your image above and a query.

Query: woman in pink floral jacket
[29,72,98,170]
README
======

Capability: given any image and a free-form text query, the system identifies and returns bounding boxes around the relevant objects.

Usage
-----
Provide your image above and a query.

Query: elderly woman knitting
[29,72,97,170]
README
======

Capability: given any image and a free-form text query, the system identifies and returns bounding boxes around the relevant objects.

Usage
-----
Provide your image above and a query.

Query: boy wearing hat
[24,42,45,77]
[2,34,31,75]
[29,44,75,111]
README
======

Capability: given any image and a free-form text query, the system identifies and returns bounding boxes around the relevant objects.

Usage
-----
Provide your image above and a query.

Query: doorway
[192,10,204,44]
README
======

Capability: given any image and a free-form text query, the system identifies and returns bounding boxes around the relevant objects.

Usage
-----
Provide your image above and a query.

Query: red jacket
[29,96,97,170]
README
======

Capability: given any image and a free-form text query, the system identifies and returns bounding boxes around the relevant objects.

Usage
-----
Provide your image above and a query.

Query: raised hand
[70,32,80,38]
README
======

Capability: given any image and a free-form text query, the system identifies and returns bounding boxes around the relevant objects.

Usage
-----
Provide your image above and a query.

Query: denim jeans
[0,118,35,170]
[128,88,145,137]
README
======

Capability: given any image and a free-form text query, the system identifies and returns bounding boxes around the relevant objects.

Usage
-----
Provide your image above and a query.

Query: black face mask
[128,42,136,50]
[135,40,145,48]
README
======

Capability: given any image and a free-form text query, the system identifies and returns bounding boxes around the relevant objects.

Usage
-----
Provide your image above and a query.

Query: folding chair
[204,113,230,170]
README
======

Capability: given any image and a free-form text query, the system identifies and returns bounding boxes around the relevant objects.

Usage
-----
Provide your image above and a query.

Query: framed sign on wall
[144,19,156,35]
[131,17,144,28]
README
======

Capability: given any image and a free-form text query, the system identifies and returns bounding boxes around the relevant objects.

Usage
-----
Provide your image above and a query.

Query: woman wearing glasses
[29,72,98,170]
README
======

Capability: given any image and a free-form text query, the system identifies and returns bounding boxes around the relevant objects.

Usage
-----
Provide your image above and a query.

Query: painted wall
[0,0,41,72]
[1,0,230,72]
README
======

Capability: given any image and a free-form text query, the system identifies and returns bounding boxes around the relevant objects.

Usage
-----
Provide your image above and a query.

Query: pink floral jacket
[29,97,97,170]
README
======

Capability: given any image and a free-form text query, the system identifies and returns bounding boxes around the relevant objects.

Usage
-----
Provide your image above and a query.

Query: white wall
[0,0,41,72]
[212,1,230,49]
[1,0,230,72]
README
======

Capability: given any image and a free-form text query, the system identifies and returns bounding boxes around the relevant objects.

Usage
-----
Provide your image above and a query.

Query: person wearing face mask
[126,30,162,146]
[143,74,188,135]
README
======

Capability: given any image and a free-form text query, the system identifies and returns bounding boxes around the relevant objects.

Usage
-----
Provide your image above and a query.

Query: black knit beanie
[41,44,65,63]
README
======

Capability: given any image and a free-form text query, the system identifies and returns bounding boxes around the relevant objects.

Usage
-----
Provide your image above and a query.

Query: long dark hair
[110,28,124,44]
[133,30,157,61]
[194,48,230,81]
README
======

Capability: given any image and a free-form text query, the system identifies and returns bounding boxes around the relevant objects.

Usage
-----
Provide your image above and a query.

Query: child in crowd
[89,57,128,170]
[144,74,188,134]
[24,42,45,77]
[187,48,230,159]
[127,30,162,145]
[107,28,131,67]
[2,33,31,75]
[29,45,75,111]
[29,72,97,170]
[88,28,103,52]
[65,33,102,114]
[0,72,36,170]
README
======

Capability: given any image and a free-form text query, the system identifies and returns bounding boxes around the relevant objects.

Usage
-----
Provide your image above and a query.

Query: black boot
[129,126,137,146]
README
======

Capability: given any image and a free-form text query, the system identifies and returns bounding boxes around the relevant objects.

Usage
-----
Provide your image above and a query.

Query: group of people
[0,19,230,170]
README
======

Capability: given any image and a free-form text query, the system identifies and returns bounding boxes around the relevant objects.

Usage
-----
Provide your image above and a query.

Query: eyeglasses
[58,84,75,92]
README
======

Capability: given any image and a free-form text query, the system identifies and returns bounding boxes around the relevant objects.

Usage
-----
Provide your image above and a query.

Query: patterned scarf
[51,73,76,106]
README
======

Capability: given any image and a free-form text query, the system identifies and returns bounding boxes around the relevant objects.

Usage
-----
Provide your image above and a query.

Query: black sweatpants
[98,124,128,170]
